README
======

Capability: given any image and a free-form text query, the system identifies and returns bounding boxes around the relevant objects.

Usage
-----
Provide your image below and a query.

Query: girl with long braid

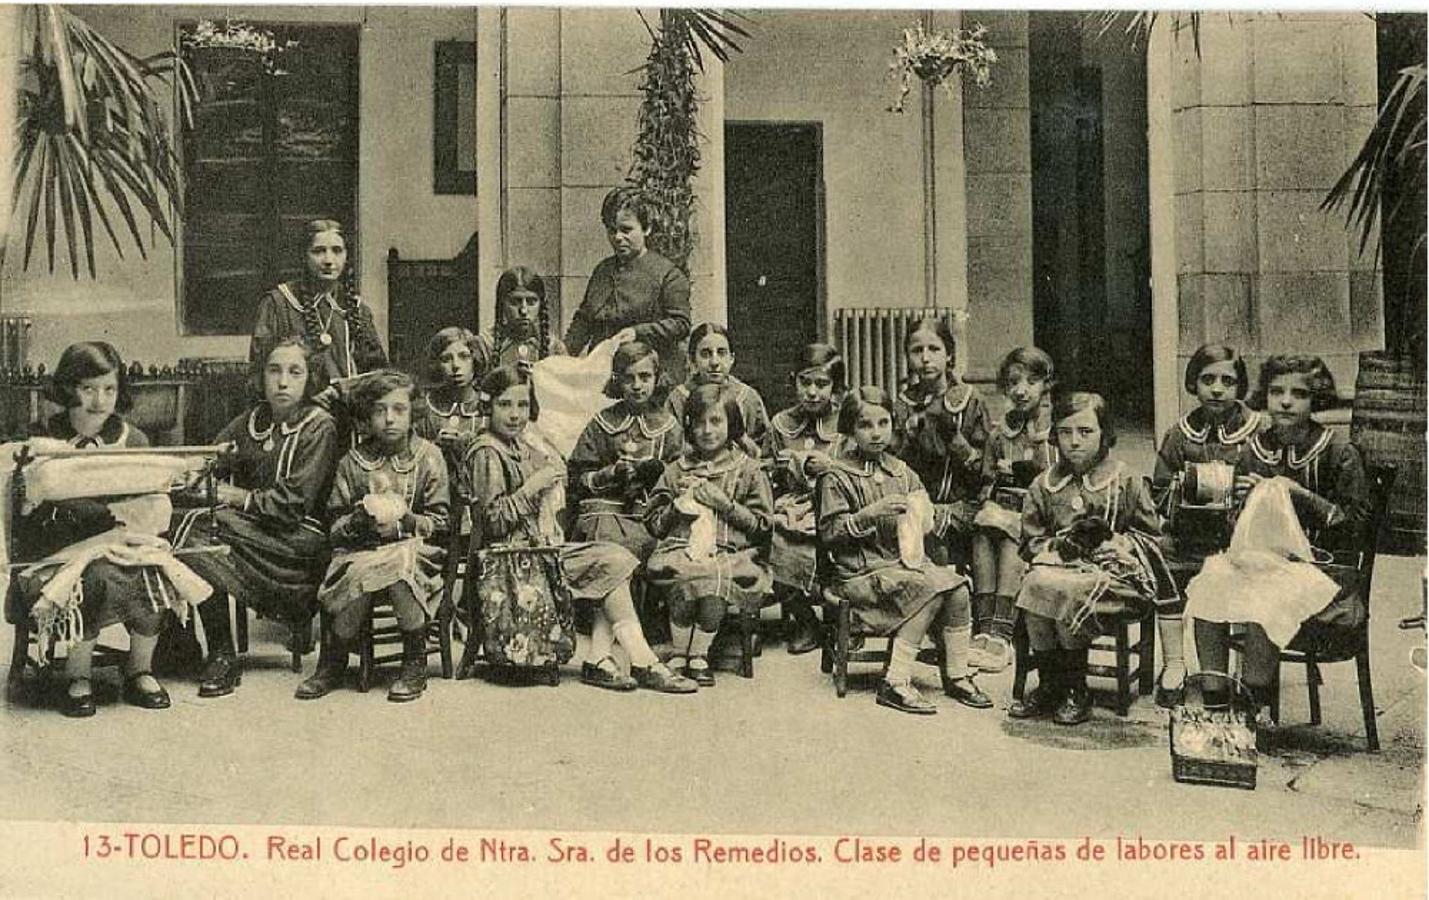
[475,267,567,375]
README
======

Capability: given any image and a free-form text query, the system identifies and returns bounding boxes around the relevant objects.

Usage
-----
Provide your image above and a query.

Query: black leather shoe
[875,680,937,715]
[1053,687,1093,726]
[197,654,242,698]
[1008,685,1061,720]
[295,663,346,700]
[61,679,97,718]
[942,675,993,709]
[123,672,171,710]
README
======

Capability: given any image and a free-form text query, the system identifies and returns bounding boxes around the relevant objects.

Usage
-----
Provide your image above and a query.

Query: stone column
[1167,12,1380,412]
[494,10,726,336]
[961,11,1034,378]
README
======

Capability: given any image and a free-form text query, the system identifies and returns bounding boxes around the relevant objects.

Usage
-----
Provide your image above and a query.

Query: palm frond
[1084,11,1201,55]
[663,9,751,71]
[9,4,192,278]
[1323,64,1427,256]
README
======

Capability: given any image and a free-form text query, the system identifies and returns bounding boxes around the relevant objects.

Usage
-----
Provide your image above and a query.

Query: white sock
[667,623,695,669]
[942,625,973,680]
[588,612,614,664]
[689,627,718,663]
[612,620,658,668]
[886,638,919,685]
[1158,614,1186,683]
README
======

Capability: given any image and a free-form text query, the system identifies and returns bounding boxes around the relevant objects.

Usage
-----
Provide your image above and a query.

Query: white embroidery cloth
[529,336,623,459]
[898,489,935,569]
[1184,477,1340,652]
[674,493,718,561]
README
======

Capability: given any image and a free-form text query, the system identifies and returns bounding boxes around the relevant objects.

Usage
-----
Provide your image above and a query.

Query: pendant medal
[1071,495,1085,514]
[319,332,333,347]
[621,440,640,457]
[872,470,885,485]
[448,415,461,431]
[262,438,275,452]
[803,438,815,450]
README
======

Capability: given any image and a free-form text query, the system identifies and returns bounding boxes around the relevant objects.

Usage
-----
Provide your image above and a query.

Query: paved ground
[2,550,1423,849]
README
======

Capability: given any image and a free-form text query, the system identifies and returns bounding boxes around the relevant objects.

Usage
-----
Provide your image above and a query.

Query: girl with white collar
[1010,391,1170,726]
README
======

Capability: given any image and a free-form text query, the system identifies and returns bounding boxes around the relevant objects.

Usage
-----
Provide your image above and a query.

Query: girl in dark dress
[968,347,1057,674]
[665,323,771,457]
[1150,344,1262,707]
[645,384,774,687]
[413,326,486,501]
[14,342,181,717]
[816,387,989,715]
[174,338,340,698]
[1010,392,1170,726]
[475,267,568,373]
[467,366,694,694]
[894,316,991,567]
[764,343,848,654]
[564,188,691,380]
[1189,355,1368,730]
[250,220,388,411]
[568,341,681,562]
[299,371,450,704]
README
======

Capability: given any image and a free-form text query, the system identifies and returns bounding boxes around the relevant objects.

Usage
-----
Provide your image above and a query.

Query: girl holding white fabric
[1189,355,1369,723]
[645,383,774,687]
[13,342,178,717]
[815,386,988,715]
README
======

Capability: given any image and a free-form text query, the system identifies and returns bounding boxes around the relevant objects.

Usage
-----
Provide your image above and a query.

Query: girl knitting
[816,386,989,714]
[300,370,449,703]
[414,326,487,499]
[13,342,194,716]
[177,337,340,699]
[1010,391,1171,726]
[895,316,990,565]
[1188,355,1368,728]
[475,266,567,373]
[467,365,695,694]
[1150,344,1262,706]
[645,383,774,686]
[764,342,848,654]
[969,347,1057,674]
[666,323,771,456]
[568,341,681,561]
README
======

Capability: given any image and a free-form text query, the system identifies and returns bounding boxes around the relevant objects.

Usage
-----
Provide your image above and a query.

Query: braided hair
[494,266,552,361]
[301,219,383,364]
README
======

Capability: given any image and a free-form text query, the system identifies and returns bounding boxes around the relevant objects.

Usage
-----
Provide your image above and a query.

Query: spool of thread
[1184,461,1235,506]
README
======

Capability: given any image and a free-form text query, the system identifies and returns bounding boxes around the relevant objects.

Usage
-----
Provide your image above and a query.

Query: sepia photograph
[0,3,1423,896]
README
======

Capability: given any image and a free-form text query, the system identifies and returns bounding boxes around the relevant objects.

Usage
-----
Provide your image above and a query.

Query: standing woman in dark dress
[250,220,388,415]
[564,188,692,380]
[173,338,340,698]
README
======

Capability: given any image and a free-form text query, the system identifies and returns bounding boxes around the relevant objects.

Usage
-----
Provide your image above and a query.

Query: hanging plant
[888,22,997,113]
[626,9,749,272]
[180,19,297,76]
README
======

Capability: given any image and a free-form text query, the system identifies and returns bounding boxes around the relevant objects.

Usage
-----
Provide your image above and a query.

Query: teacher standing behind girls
[564,187,692,380]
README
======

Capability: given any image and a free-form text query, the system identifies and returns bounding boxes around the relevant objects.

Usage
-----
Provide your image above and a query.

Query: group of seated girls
[13,272,1366,727]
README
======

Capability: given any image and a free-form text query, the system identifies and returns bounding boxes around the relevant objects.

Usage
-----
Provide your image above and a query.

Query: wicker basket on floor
[1169,672,1258,790]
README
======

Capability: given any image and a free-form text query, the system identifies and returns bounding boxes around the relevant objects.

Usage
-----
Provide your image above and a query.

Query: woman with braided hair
[250,220,388,413]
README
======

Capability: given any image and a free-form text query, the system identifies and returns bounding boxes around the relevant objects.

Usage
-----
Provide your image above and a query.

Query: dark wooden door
[724,123,824,415]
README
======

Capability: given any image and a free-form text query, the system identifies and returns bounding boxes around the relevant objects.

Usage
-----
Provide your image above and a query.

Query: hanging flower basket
[888,22,997,113]
[181,20,297,76]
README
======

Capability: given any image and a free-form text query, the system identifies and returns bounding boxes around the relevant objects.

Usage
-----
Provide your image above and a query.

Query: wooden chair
[6,443,228,693]
[1244,464,1395,752]
[1011,602,1156,716]
[717,601,762,679]
[232,596,315,673]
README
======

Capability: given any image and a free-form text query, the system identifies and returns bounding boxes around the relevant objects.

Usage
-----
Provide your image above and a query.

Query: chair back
[1318,462,1396,614]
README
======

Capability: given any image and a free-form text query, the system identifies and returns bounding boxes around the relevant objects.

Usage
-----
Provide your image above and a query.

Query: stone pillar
[474,6,506,331]
[492,10,727,337]
[961,11,1034,378]
[1167,12,1380,411]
